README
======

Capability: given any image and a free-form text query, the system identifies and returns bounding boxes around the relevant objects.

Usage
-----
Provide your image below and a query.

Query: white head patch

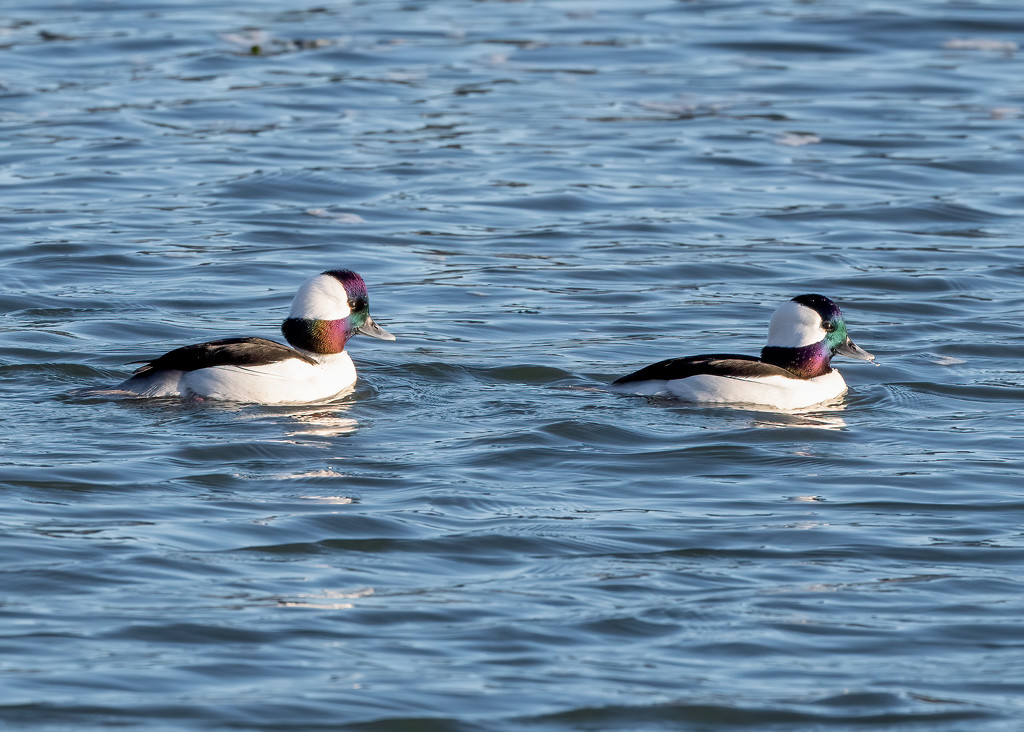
[766,300,826,348]
[288,274,352,320]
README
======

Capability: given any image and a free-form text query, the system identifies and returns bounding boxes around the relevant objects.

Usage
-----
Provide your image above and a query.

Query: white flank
[616,370,848,410]
[120,352,357,403]
[183,352,356,403]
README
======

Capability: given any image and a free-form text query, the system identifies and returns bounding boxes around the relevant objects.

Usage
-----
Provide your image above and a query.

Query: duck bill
[835,338,873,361]
[356,315,396,341]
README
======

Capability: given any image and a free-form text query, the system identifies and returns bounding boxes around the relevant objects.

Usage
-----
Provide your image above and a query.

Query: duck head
[282,269,395,355]
[761,294,873,378]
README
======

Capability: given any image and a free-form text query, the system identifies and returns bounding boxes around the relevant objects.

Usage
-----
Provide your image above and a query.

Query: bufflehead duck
[612,294,873,410]
[116,269,394,403]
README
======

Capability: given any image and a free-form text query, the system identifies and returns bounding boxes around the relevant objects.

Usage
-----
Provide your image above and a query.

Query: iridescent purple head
[761,294,873,378]
[281,269,394,354]
[325,269,368,313]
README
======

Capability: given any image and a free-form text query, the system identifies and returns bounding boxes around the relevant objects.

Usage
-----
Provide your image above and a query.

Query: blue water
[3,0,1024,729]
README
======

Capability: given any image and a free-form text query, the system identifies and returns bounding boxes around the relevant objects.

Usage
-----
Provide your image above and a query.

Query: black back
[129,337,317,378]
[612,353,798,385]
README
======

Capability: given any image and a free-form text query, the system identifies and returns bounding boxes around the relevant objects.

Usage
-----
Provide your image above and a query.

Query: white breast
[624,370,848,410]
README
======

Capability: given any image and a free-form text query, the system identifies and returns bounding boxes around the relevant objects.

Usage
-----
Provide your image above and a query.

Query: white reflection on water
[748,400,849,430]
[243,405,360,443]
[285,410,359,438]
[280,587,375,610]
[298,493,355,504]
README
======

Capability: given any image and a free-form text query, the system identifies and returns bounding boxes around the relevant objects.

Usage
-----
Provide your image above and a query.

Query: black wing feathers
[613,354,795,385]
[131,337,316,377]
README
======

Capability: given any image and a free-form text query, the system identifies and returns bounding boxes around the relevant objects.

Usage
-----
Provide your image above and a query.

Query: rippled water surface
[3,0,1024,729]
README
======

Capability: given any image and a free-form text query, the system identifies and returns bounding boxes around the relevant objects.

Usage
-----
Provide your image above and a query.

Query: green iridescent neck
[282,317,355,354]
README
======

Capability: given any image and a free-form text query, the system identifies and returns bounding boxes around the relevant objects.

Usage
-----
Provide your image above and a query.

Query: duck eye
[822,321,836,332]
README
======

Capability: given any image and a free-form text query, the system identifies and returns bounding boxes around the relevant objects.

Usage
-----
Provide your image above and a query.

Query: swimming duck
[612,294,873,409]
[116,269,394,403]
